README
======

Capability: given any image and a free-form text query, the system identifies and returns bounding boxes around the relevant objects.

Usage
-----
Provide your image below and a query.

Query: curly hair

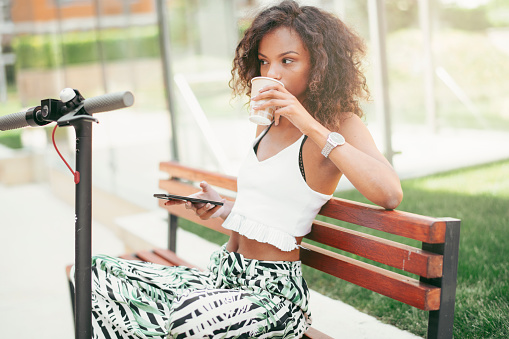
[230,0,370,128]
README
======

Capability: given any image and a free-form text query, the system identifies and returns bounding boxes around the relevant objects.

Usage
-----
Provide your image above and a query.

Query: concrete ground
[0,182,124,338]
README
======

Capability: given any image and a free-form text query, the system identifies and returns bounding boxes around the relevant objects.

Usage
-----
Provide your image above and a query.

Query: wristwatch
[321,132,345,158]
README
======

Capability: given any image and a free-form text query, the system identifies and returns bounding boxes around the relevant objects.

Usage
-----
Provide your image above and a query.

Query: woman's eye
[259,59,268,65]
[283,58,293,64]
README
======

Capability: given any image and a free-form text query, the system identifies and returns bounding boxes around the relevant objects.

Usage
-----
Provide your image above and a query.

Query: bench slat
[136,250,175,266]
[159,179,236,201]
[307,220,444,278]
[159,179,202,196]
[303,326,334,339]
[160,161,237,192]
[160,201,230,235]
[153,248,200,269]
[319,198,446,243]
[119,254,140,261]
[300,243,441,311]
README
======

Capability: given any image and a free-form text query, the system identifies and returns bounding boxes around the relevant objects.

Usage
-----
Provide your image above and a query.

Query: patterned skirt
[73,244,312,338]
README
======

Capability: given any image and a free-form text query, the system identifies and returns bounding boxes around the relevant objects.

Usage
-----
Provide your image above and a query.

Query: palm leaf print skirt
[71,244,312,338]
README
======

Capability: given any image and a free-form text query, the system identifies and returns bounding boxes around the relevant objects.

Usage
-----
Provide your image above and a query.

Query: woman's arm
[306,114,403,209]
[253,84,403,209]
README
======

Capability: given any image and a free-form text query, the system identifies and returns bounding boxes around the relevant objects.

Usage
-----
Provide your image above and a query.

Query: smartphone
[153,193,224,206]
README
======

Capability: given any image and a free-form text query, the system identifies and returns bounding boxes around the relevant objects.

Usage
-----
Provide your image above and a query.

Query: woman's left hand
[164,181,226,220]
[251,84,316,134]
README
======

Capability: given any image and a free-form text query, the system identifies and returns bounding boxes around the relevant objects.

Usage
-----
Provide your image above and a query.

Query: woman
[85,1,403,338]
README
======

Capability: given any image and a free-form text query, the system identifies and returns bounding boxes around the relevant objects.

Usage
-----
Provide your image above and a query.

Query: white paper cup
[249,77,284,125]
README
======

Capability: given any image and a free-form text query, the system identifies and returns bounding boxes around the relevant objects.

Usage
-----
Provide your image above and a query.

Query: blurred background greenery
[1,0,508,338]
[2,1,509,147]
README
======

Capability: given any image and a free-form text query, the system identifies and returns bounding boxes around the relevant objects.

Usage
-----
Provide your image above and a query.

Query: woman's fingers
[182,200,220,220]
[200,181,212,192]
[166,182,224,220]
[185,201,204,210]
[196,203,222,220]
[253,87,286,102]
[258,83,285,94]
[164,182,224,220]
[163,199,185,206]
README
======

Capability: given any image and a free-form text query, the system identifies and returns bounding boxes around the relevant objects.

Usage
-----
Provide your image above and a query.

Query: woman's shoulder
[338,111,363,125]
[329,112,378,154]
[337,113,368,136]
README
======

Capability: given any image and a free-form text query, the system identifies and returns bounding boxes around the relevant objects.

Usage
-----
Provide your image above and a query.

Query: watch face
[330,132,345,145]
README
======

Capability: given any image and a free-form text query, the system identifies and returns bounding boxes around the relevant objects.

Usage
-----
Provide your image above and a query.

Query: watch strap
[321,141,335,158]
[321,132,344,158]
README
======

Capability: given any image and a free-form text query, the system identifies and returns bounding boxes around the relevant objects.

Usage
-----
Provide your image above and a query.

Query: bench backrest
[159,161,460,339]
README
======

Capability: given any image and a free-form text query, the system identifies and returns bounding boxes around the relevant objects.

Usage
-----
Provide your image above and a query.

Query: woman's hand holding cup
[249,77,285,125]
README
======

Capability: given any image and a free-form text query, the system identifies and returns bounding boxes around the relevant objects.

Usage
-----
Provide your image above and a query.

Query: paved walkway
[0,183,125,338]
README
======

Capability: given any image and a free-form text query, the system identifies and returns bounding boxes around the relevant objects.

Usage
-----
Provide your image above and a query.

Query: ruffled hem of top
[222,212,298,252]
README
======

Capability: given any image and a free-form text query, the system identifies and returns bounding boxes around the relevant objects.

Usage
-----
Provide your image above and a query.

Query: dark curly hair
[230,0,370,128]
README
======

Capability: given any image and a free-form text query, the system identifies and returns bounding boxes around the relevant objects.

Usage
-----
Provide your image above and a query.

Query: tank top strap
[253,123,273,154]
[299,135,308,181]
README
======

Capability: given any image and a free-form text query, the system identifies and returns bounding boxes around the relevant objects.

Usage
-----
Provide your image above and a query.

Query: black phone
[153,193,224,206]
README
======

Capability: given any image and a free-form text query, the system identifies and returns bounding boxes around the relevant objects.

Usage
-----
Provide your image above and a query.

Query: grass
[178,159,509,338]
[307,159,509,338]
[0,87,23,117]
[0,89,24,149]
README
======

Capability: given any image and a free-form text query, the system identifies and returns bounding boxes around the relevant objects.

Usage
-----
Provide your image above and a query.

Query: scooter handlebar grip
[83,91,134,114]
[0,111,30,131]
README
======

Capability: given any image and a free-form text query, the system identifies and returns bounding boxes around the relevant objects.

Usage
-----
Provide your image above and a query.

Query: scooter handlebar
[0,91,134,131]
[82,91,134,114]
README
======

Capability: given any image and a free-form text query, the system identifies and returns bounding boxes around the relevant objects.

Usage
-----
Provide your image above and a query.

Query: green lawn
[309,159,509,338]
[178,159,509,338]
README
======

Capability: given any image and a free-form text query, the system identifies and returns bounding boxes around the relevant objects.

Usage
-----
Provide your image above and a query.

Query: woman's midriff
[226,231,302,262]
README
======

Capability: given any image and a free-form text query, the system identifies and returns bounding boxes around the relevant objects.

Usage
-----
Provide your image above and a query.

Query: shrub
[0,130,23,149]
[12,28,161,70]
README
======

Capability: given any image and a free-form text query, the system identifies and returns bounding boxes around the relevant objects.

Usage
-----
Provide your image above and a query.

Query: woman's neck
[275,116,295,129]
[273,117,302,137]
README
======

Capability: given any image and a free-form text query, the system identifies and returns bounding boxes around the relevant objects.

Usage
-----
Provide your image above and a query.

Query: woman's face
[258,27,311,102]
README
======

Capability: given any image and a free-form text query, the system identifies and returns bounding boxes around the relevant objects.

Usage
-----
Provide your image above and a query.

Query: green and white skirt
[74,244,312,338]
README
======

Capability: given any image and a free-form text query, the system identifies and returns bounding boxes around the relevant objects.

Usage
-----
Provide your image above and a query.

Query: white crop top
[222,127,332,251]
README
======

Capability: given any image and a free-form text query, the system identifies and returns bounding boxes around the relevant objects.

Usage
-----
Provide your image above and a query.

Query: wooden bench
[68,160,461,338]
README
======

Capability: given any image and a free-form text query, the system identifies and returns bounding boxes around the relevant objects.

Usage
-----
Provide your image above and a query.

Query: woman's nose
[266,64,281,80]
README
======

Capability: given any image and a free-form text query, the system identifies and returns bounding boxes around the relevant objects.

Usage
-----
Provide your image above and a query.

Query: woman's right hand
[164,181,226,220]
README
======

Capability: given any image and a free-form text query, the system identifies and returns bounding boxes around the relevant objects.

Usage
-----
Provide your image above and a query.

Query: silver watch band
[321,132,345,158]
[321,142,334,158]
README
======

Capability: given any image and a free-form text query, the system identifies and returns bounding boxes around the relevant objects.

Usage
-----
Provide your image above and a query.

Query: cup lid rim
[251,77,284,87]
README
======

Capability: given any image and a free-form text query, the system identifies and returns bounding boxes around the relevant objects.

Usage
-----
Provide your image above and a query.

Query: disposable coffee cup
[249,77,284,125]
